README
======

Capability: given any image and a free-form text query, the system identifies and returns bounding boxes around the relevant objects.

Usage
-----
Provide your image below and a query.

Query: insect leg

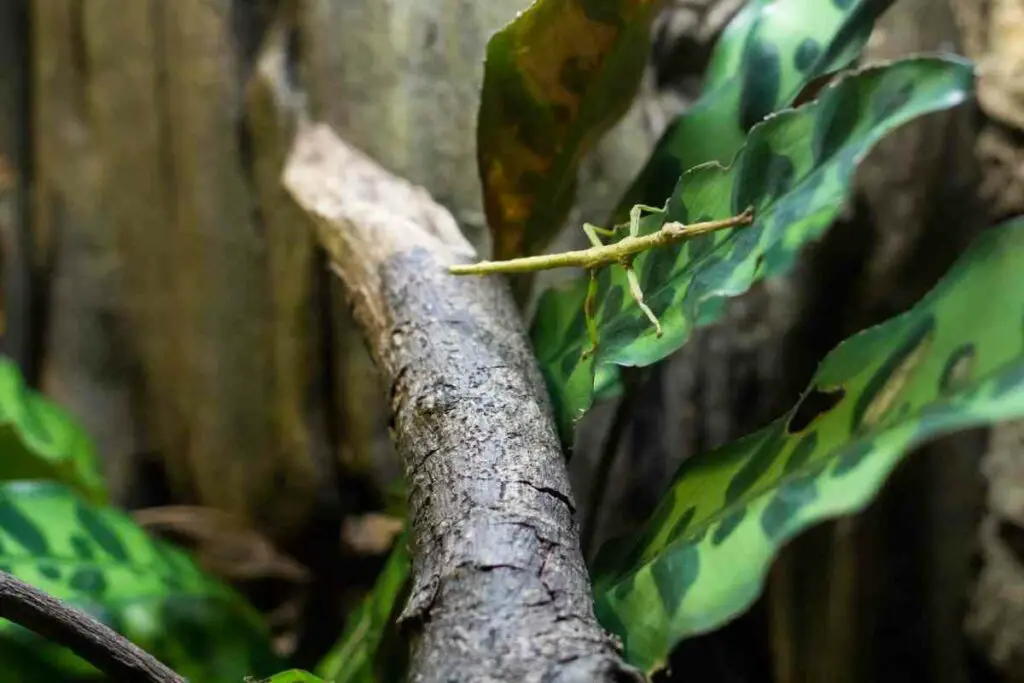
[581,268,601,360]
[628,203,668,238]
[625,264,662,338]
[582,222,616,247]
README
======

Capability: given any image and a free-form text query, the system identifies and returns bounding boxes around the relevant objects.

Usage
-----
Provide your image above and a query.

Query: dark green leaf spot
[37,562,61,581]
[794,39,822,73]
[75,501,130,563]
[668,505,698,545]
[812,82,863,163]
[69,533,95,561]
[68,567,107,596]
[733,138,796,213]
[711,507,746,546]
[652,545,700,618]
[939,344,976,393]
[0,499,48,555]
[761,476,818,540]
[787,387,845,433]
[725,429,785,503]
[739,37,782,133]
[831,440,873,478]
[784,432,818,474]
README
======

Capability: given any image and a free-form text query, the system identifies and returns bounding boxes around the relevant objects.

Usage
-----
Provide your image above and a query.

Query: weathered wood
[50,0,331,535]
[31,0,141,493]
[284,124,641,683]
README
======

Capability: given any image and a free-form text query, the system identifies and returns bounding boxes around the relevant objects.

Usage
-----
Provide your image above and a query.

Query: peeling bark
[283,124,640,683]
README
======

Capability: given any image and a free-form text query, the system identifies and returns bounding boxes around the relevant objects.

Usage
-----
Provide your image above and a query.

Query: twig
[451,206,754,358]
[0,570,186,683]
[448,208,754,275]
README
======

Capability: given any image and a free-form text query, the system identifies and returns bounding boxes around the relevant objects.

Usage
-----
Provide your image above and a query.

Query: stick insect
[449,204,755,359]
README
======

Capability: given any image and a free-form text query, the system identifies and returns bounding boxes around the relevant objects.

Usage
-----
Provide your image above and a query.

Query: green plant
[4,0,1023,681]
[388,0,1019,680]
[0,362,284,681]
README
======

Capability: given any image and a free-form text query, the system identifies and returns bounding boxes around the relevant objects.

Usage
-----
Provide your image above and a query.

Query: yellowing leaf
[477,0,660,259]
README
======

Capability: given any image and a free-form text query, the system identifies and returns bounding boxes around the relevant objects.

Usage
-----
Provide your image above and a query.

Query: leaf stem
[449,208,754,275]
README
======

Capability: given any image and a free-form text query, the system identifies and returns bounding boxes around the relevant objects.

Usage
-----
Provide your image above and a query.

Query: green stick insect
[449,204,755,359]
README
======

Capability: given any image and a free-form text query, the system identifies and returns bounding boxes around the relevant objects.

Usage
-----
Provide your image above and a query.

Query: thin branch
[284,123,642,683]
[0,570,186,683]
[448,208,754,275]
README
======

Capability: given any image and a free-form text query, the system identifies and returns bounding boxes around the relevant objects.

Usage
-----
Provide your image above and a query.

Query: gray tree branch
[283,123,641,683]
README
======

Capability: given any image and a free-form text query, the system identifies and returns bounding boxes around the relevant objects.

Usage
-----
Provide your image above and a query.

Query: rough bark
[283,124,640,683]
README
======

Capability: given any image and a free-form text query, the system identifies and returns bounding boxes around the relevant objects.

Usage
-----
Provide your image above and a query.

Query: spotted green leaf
[0,481,281,681]
[254,671,326,682]
[591,216,1024,673]
[592,0,894,403]
[0,358,107,504]
[477,0,660,260]
[612,0,894,223]
[531,56,975,444]
[316,535,410,683]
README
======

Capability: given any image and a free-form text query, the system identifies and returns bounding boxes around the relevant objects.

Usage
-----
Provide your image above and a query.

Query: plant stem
[0,570,185,683]
[581,368,645,560]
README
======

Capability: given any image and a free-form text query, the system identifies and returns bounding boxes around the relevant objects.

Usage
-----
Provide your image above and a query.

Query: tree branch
[0,570,185,683]
[283,123,641,683]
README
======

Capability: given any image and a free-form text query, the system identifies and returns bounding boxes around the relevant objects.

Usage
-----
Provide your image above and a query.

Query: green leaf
[253,671,326,683]
[595,0,894,402]
[0,358,107,504]
[591,216,1024,673]
[612,0,895,223]
[477,0,661,260]
[316,535,410,683]
[531,56,975,445]
[0,481,281,681]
